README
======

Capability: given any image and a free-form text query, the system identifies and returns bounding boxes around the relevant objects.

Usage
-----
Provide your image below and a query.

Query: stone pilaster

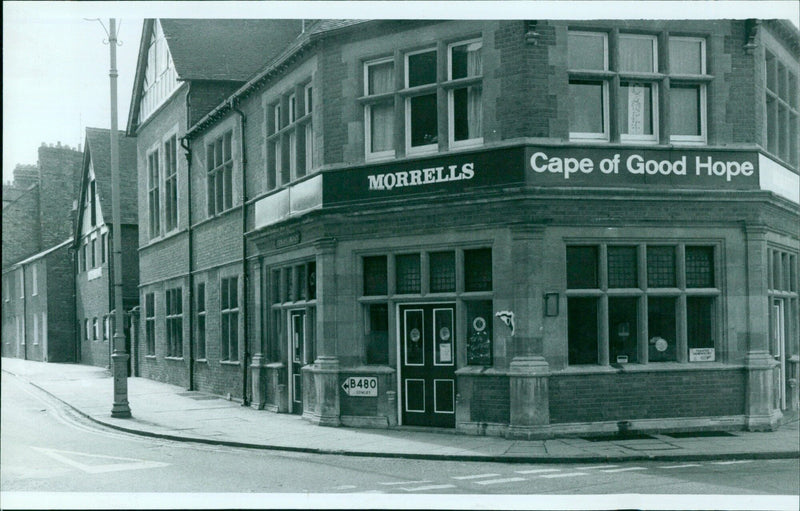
[743,224,781,430]
[304,238,340,426]
[506,225,551,439]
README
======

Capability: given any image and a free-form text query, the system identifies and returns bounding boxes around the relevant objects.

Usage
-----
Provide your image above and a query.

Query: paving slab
[2,358,798,463]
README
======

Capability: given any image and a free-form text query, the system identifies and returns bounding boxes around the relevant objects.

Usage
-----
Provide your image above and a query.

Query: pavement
[2,357,798,464]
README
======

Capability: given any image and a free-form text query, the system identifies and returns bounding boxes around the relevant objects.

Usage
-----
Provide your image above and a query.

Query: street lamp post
[107,18,131,418]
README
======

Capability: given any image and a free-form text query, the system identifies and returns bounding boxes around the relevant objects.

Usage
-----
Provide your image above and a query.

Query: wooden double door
[399,303,456,428]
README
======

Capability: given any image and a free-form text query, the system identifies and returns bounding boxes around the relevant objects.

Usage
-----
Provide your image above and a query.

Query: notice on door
[341,376,378,397]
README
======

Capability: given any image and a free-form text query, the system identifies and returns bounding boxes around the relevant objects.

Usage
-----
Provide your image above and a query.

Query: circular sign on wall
[410,328,421,342]
[652,337,668,352]
[439,327,451,341]
[472,316,487,332]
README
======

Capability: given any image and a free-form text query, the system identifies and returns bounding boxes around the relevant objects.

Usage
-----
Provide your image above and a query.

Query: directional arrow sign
[341,376,378,397]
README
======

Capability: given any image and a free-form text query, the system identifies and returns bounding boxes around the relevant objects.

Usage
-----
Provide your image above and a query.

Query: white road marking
[31,447,169,474]
[711,460,755,465]
[378,480,432,485]
[452,473,501,480]
[601,467,647,473]
[474,477,527,486]
[540,472,588,478]
[333,485,357,490]
[401,484,456,491]
[515,468,561,474]
[660,464,702,469]
[575,465,620,470]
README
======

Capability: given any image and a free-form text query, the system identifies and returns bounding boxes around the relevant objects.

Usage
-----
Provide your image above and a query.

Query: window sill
[145,355,157,359]
[220,360,240,366]
[165,356,184,361]
[553,362,742,375]
[195,358,208,364]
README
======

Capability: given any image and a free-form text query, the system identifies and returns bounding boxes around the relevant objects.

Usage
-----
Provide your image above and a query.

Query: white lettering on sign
[368,163,474,191]
[341,376,378,397]
[529,152,755,182]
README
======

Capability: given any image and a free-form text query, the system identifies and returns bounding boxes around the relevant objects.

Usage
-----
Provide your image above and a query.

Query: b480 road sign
[341,376,378,397]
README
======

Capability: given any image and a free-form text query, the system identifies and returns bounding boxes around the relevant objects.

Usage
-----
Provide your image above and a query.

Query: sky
[3,1,799,185]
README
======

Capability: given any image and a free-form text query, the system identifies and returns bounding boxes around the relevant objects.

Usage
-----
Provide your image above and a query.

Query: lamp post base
[111,348,131,418]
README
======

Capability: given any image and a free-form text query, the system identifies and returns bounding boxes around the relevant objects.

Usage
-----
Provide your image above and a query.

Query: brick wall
[549,369,746,423]
[2,187,40,268]
[44,246,77,362]
[470,376,510,423]
[38,144,83,250]
[76,248,111,367]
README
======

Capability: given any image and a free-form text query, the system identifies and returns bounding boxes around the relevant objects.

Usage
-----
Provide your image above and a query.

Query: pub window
[405,48,439,155]
[145,293,155,356]
[207,131,234,216]
[607,246,638,288]
[91,238,97,269]
[617,34,658,143]
[396,253,421,294]
[685,246,714,288]
[364,57,396,160]
[365,303,389,365]
[271,269,281,304]
[306,262,316,300]
[429,251,456,293]
[566,243,719,365]
[669,37,708,144]
[464,248,492,292]
[765,49,799,166]
[466,300,493,365]
[196,282,206,360]
[448,39,483,147]
[220,276,239,361]
[147,148,160,238]
[647,246,676,288]
[166,287,183,358]
[568,31,609,141]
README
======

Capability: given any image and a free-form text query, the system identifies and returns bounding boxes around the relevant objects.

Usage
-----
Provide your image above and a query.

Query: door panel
[400,304,456,427]
[289,309,305,414]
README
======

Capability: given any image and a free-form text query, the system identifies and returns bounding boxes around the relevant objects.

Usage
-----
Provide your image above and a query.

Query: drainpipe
[231,97,250,407]
[183,80,195,391]
[181,133,194,391]
[21,265,27,361]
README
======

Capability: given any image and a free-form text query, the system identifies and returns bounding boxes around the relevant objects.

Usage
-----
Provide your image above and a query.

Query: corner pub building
[132,19,799,438]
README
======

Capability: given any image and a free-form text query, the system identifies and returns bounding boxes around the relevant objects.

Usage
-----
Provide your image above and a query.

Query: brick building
[2,143,83,362]
[73,128,139,369]
[132,19,799,437]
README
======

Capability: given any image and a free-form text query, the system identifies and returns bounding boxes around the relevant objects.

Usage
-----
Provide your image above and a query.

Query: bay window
[765,49,799,166]
[266,79,314,189]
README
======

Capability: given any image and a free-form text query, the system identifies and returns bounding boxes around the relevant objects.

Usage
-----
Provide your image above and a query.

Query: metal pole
[109,18,131,418]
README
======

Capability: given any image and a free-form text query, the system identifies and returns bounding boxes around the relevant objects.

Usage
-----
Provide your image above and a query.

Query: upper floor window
[669,37,708,144]
[31,264,38,296]
[147,149,160,238]
[405,48,439,155]
[569,30,710,145]
[163,135,178,232]
[206,131,233,216]
[267,80,314,190]
[88,179,97,227]
[765,49,799,167]
[364,57,396,160]
[447,39,483,148]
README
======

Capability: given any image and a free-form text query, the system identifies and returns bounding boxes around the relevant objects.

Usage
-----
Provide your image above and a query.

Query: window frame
[764,47,799,167]
[220,275,240,362]
[565,241,721,366]
[364,56,397,161]
[668,36,708,145]
[196,281,207,361]
[147,147,161,238]
[163,134,179,232]
[618,33,660,144]
[446,38,484,149]
[206,130,234,217]
[568,30,611,142]
[165,287,183,359]
[404,47,440,156]
[145,292,156,357]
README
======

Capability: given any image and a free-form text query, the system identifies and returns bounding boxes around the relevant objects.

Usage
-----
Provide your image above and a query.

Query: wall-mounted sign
[324,146,525,204]
[275,232,301,249]
[341,376,378,397]
[526,147,759,189]
[689,348,715,362]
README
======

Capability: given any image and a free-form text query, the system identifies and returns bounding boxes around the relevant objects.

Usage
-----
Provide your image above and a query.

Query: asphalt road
[2,371,798,509]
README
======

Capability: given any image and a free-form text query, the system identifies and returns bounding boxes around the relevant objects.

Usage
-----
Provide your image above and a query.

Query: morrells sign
[322,146,761,205]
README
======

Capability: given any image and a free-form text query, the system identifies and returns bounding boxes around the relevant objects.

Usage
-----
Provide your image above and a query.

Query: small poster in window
[689,348,715,362]
[439,343,452,363]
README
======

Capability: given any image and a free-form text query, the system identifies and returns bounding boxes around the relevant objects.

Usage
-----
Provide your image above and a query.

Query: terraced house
[130,19,799,438]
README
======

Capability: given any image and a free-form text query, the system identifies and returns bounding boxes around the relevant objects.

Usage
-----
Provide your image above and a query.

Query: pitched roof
[160,19,305,81]
[79,128,138,229]
[127,19,304,134]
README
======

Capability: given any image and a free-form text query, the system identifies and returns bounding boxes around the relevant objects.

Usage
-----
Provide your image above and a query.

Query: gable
[138,20,180,126]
